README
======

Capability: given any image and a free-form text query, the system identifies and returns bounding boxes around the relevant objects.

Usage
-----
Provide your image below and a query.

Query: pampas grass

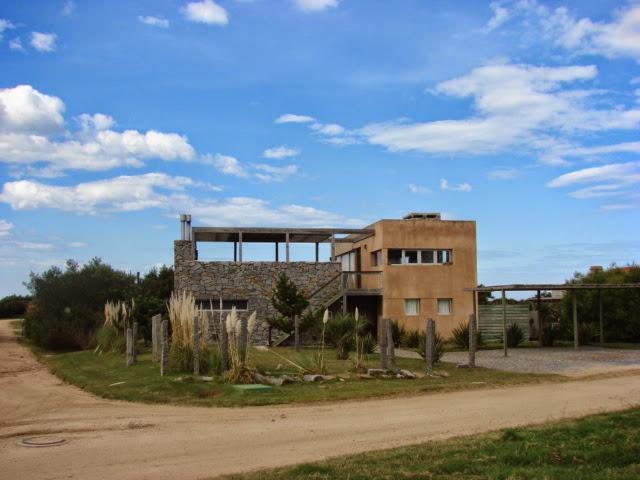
[96,299,133,354]
[167,291,211,373]
[223,307,257,383]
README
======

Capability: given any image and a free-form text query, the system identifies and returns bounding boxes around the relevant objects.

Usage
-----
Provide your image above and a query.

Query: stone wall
[174,240,342,344]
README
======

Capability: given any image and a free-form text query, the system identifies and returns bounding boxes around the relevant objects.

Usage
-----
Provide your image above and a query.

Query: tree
[0,295,32,319]
[269,273,309,347]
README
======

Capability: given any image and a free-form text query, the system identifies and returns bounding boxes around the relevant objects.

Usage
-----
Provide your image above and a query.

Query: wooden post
[285,232,290,263]
[294,315,300,351]
[152,314,161,363]
[378,317,388,370]
[275,242,279,262]
[468,313,477,367]
[233,242,237,262]
[219,315,229,372]
[386,318,396,370]
[599,289,604,344]
[126,327,133,367]
[315,242,319,263]
[425,318,435,374]
[160,319,169,376]
[132,322,138,364]
[193,316,200,376]
[502,290,508,357]
[573,290,578,349]
[238,231,243,263]
[536,289,542,342]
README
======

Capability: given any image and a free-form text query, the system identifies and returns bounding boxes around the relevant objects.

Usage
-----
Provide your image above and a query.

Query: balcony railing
[341,270,383,293]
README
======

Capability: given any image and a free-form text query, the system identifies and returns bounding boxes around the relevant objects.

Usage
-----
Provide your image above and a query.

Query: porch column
[315,242,319,263]
[275,242,279,262]
[285,232,290,263]
[502,290,508,357]
[330,234,335,262]
[233,242,237,262]
[537,289,542,343]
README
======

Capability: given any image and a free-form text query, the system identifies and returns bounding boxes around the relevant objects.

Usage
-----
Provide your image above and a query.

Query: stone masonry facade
[174,240,342,344]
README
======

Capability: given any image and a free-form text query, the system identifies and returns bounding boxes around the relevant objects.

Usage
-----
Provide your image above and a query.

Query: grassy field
[224,408,640,479]
[32,344,557,408]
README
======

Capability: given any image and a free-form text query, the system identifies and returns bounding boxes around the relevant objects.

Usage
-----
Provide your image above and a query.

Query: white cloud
[311,122,345,136]
[30,32,57,52]
[202,153,248,177]
[183,0,228,26]
[275,113,315,124]
[0,219,13,237]
[408,184,429,194]
[138,16,170,28]
[67,241,87,248]
[263,145,300,159]
[0,19,15,41]
[546,161,640,188]
[440,179,472,192]
[12,241,54,251]
[293,0,340,13]
[484,1,510,32]
[0,85,65,134]
[62,1,76,16]
[0,174,362,227]
[9,38,24,51]
[254,164,298,182]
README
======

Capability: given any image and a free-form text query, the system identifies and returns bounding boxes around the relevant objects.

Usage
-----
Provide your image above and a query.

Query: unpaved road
[1,319,640,480]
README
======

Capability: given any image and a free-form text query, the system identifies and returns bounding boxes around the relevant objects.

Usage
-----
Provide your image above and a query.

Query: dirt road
[1,319,639,480]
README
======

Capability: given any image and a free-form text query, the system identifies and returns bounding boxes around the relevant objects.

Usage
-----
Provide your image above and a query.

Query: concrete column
[315,242,319,263]
[386,319,396,370]
[573,290,579,349]
[537,289,542,343]
[160,319,169,376]
[151,314,161,363]
[468,313,477,367]
[275,242,279,262]
[179,214,186,240]
[238,232,243,263]
[502,290,508,357]
[126,327,133,367]
[185,215,192,241]
[378,317,389,370]
[330,234,336,262]
[233,242,237,262]
[425,318,435,374]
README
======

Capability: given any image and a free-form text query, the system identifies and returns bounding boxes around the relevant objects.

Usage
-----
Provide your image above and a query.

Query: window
[404,299,420,316]
[388,249,402,264]
[421,250,435,264]
[197,299,248,311]
[371,250,382,266]
[437,298,452,315]
[437,249,452,264]
[402,250,419,264]
[337,251,356,271]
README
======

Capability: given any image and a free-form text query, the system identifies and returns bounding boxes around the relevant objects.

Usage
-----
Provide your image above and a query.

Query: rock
[320,375,336,381]
[303,374,324,382]
[396,369,416,379]
[367,368,387,377]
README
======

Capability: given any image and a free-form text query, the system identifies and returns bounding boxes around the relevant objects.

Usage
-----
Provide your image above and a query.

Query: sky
[0,0,639,296]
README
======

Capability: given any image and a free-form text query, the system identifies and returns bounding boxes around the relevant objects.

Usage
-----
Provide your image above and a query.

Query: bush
[541,324,556,347]
[579,322,600,345]
[96,324,126,354]
[506,323,524,348]
[403,329,422,348]
[416,331,445,363]
[390,320,407,346]
[0,295,31,319]
[325,312,366,360]
[450,322,483,349]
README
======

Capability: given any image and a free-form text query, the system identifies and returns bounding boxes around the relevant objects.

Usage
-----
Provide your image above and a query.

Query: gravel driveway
[443,347,640,376]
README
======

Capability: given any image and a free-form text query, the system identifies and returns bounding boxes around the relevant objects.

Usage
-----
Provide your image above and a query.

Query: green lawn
[33,344,557,408]
[224,408,640,479]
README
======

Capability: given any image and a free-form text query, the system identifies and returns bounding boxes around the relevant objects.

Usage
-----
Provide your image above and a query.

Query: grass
[30,343,557,408]
[223,408,640,479]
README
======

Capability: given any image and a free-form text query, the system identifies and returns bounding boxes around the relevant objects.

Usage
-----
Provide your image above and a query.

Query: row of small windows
[404,298,452,316]
[377,249,452,266]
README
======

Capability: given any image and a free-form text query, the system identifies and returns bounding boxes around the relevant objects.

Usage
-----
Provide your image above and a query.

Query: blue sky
[1,0,639,296]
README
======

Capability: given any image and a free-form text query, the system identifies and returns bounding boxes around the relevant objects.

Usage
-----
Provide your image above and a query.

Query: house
[174,212,477,343]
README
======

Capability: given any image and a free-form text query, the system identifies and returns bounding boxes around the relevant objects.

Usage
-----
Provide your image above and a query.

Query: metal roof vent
[403,212,441,220]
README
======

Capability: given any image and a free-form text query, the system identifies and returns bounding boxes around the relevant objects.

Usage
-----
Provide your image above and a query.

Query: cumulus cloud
[254,164,298,182]
[311,122,345,136]
[138,15,170,28]
[263,145,300,159]
[0,174,362,227]
[484,1,510,32]
[440,179,472,192]
[293,0,340,13]
[0,85,65,134]
[30,32,57,52]
[202,153,248,177]
[182,0,228,25]
[275,113,315,124]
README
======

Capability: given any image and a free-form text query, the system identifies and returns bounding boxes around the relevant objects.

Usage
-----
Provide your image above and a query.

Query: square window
[421,250,435,264]
[403,250,419,264]
[437,250,452,264]
[437,298,452,315]
[388,249,402,264]
[405,298,420,316]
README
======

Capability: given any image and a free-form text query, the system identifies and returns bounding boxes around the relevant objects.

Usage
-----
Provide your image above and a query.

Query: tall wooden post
[132,322,138,364]
[238,232,243,263]
[315,242,319,263]
[126,327,134,367]
[160,319,169,376]
[378,317,389,370]
[469,313,477,367]
[386,319,396,370]
[233,242,237,262]
[425,318,436,374]
[330,233,335,262]
[285,232,290,263]
[193,316,200,376]
[152,314,161,363]
[573,290,579,349]
[536,289,542,342]
[502,290,508,357]
[275,242,279,262]
[598,289,604,344]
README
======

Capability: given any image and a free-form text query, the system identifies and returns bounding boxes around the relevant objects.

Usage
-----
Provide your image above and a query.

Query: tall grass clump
[95,300,133,354]
[506,323,524,348]
[167,291,212,373]
[451,322,483,349]
[224,307,257,383]
[416,331,445,363]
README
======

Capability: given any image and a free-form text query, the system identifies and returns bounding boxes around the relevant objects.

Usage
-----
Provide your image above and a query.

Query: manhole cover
[18,436,68,448]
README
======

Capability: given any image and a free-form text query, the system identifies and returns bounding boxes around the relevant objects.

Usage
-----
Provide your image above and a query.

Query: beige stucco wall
[336,218,477,338]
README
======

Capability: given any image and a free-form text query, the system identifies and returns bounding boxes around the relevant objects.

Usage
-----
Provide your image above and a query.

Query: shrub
[416,331,445,363]
[579,322,600,345]
[23,259,136,350]
[96,324,126,354]
[506,323,524,348]
[0,295,31,319]
[541,324,556,347]
[403,329,422,348]
[450,322,483,349]
[325,312,366,360]
[390,320,407,346]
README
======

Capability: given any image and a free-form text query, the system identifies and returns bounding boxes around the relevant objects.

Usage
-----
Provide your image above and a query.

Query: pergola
[188,226,374,263]
[466,283,640,355]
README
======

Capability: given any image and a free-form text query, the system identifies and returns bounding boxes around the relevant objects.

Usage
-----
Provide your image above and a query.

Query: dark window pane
[388,249,402,264]
[421,250,435,264]
[404,250,418,264]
